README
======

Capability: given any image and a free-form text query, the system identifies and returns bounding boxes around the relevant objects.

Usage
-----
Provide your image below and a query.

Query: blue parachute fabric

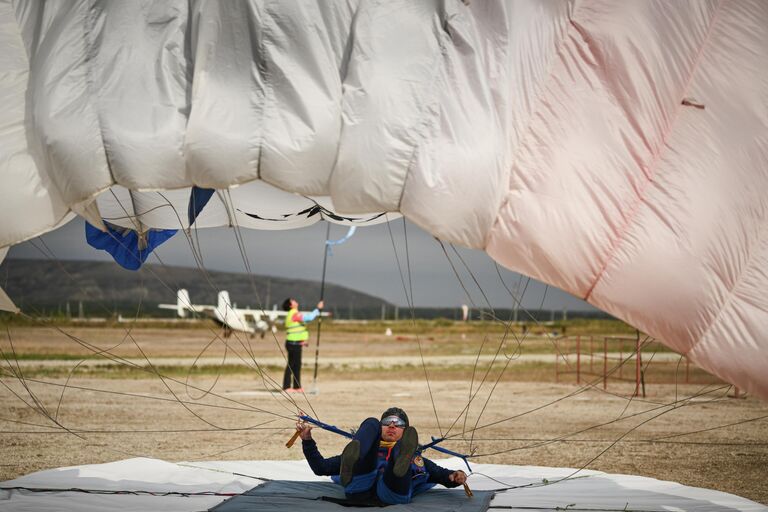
[324,225,356,257]
[85,222,177,270]
[325,225,356,246]
[188,187,215,226]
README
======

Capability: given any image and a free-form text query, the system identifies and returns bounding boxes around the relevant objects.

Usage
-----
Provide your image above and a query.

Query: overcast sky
[8,217,596,312]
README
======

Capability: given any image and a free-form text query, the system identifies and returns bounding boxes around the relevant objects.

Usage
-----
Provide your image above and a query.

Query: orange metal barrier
[554,334,722,396]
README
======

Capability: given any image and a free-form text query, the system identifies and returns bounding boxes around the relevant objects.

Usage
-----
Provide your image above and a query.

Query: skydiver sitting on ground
[297,407,467,505]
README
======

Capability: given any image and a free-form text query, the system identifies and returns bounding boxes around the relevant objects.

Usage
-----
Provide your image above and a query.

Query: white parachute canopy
[0,1,766,398]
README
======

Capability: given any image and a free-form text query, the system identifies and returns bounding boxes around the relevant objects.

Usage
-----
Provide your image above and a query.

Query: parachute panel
[185,0,264,189]
[331,0,448,213]
[486,0,768,397]
[0,0,74,248]
[88,0,189,189]
[256,1,352,196]
[23,1,114,206]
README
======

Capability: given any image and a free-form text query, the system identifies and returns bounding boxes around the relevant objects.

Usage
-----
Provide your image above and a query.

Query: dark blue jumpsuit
[302,417,460,504]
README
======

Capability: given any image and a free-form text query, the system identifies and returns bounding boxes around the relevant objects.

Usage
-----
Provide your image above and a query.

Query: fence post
[619,340,623,380]
[635,334,641,397]
[576,336,581,384]
[555,338,559,383]
[603,338,608,390]
[590,337,594,373]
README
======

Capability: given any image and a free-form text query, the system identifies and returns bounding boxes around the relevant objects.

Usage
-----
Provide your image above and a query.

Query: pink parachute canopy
[1,1,766,398]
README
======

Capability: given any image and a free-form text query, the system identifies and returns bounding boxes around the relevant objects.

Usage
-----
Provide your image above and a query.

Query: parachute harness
[287,414,474,497]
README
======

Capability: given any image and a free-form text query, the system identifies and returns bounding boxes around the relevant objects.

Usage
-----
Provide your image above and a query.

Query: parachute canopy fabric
[1,457,766,512]
[0,1,767,397]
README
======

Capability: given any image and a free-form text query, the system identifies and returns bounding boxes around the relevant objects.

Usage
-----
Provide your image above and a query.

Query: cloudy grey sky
[8,217,596,312]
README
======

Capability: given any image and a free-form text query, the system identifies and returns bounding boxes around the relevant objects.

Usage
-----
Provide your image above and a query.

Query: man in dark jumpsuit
[297,407,468,505]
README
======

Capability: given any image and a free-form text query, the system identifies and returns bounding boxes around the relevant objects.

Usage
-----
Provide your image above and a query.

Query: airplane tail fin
[177,289,191,318]
[217,291,232,313]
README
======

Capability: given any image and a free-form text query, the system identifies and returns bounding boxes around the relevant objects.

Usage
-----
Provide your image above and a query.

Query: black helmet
[380,407,409,428]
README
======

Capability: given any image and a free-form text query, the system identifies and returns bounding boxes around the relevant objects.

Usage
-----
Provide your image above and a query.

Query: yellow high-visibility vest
[285,307,309,343]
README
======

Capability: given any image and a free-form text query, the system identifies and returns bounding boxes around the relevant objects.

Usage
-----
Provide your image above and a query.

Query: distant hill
[0,258,392,317]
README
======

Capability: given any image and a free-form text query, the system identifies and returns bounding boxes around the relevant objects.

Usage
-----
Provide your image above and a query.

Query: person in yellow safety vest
[282,297,324,392]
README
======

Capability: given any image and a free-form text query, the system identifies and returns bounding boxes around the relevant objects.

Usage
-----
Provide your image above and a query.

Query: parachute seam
[82,0,118,193]
[483,1,575,250]
[397,8,455,210]
[688,210,768,359]
[254,1,271,184]
[583,0,724,302]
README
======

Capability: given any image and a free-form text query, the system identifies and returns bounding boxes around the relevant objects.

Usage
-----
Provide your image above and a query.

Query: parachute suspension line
[142,256,255,406]
[0,327,54,424]
[145,253,300,417]
[434,239,520,449]
[12,238,150,425]
[54,291,143,421]
[451,250,604,450]
[9,303,296,421]
[0,372,294,419]
[11,313,298,431]
[465,383,733,466]
[0,413,291,434]
[402,220,446,436]
[403,219,415,315]
[0,327,110,452]
[433,238,492,443]
[187,420,281,461]
[446,348,731,454]
[153,192,308,415]
[385,217,443,437]
[216,190,306,413]
[97,208,306,421]
[495,262,573,372]
[492,258,679,417]
[5,409,766,447]
[108,291,248,431]
[29,225,308,428]
[1,283,297,463]
[472,386,735,490]
[108,189,143,235]
[449,244,495,315]
[311,222,331,389]
[611,336,657,422]
[220,190,320,419]
[435,246,705,469]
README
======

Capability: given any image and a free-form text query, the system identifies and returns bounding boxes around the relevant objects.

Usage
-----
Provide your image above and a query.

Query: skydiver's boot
[393,426,418,478]
[340,418,380,487]
[339,440,360,487]
[381,427,419,497]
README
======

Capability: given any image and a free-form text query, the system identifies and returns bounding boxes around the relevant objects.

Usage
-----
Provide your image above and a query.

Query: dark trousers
[283,342,303,389]
[351,418,412,496]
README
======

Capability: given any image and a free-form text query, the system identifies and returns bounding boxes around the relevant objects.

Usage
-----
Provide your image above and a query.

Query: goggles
[380,416,407,428]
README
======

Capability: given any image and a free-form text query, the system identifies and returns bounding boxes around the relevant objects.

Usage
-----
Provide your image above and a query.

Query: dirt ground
[1,326,766,504]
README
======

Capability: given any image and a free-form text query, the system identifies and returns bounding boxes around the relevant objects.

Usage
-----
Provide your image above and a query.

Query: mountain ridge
[1,258,391,315]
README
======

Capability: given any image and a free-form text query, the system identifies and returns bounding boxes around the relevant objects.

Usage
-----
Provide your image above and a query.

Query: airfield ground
[1,324,766,504]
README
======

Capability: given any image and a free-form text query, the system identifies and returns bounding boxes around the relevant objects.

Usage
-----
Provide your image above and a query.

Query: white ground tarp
[0,458,765,512]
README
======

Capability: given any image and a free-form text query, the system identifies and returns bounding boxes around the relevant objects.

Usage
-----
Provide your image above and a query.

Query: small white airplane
[158,289,323,338]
